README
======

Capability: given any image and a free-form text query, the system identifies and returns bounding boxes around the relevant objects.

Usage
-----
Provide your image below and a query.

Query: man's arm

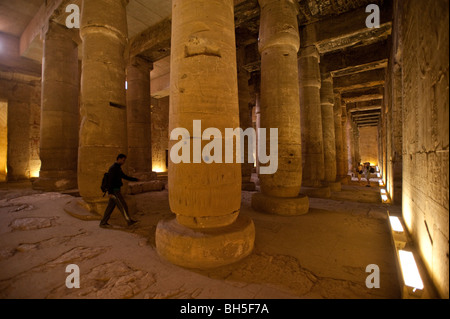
[120,169,139,182]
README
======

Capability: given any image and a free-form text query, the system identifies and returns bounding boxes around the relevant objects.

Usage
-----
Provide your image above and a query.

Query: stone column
[237,46,256,191]
[251,0,309,215]
[155,0,255,269]
[253,74,261,175]
[334,93,348,184]
[298,30,330,197]
[341,104,351,176]
[320,73,341,192]
[344,110,355,175]
[33,22,79,191]
[126,55,156,181]
[78,0,129,212]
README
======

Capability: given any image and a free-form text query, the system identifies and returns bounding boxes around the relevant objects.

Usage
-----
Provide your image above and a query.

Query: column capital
[43,20,79,44]
[258,0,300,53]
[298,45,320,60]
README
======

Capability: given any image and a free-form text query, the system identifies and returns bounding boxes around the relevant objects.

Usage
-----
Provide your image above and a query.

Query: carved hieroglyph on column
[251,0,309,215]
[78,0,129,212]
[155,0,255,269]
[320,73,341,192]
[298,27,331,198]
[33,21,79,191]
[126,56,156,181]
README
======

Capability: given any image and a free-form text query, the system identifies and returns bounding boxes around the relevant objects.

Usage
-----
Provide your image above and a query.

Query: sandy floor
[0,178,401,299]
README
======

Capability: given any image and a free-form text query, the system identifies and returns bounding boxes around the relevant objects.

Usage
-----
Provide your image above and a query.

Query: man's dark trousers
[100,190,132,225]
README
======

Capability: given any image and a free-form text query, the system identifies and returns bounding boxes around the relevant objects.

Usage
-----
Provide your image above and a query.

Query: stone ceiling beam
[320,39,390,76]
[333,68,386,91]
[341,87,384,103]
[19,0,69,59]
[300,1,392,53]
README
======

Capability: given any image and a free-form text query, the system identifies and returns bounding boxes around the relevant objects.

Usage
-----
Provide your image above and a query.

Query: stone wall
[359,126,378,166]
[151,96,169,172]
[398,0,449,298]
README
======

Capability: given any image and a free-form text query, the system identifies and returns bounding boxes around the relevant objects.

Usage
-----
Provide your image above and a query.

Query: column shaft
[34,21,79,191]
[78,0,128,210]
[156,0,255,269]
[299,46,325,188]
[237,46,255,191]
[252,0,309,215]
[320,74,337,183]
[126,56,153,179]
[334,93,347,180]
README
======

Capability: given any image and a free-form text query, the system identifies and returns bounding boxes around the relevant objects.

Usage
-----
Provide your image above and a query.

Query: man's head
[116,154,127,165]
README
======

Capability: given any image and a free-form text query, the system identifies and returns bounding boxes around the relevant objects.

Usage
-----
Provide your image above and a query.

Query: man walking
[100,154,139,228]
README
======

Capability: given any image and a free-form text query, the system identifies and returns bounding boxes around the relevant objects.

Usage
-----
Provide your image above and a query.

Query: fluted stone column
[126,56,156,181]
[155,0,255,269]
[320,73,341,192]
[335,94,349,183]
[78,0,129,212]
[33,21,79,191]
[298,32,330,197]
[237,46,256,191]
[251,0,309,215]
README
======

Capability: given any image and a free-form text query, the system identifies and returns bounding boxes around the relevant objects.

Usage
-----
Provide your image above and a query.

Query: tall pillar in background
[251,0,309,215]
[156,0,255,269]
[351,119,361,168]
[298,28,331,198]
[33,22,79,191]
[320,73,341,191]
[33,21,80,191]
[237,46,256,191]
[78,0,129,212]
[126,55,156,181]
[335,95,348,183]
[341,106,351,175]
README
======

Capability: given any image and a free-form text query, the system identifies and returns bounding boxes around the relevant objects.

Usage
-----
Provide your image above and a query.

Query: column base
[300,186,332,198]
[242,181,256,191]
[251,192,309,216]
[128,180,165,195]
[338,175,351,185]
[32,174,77,192]
[134,171,158,181]
[155,215,255,269]
[327,181,342,192]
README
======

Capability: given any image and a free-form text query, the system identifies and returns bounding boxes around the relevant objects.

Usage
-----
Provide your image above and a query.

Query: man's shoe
[99,223,112,228]
[128,220,138,227]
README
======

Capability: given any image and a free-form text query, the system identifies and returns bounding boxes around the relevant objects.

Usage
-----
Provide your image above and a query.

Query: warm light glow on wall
[30,170,40,178]
[399,250,424,291]
[153,165,166,173]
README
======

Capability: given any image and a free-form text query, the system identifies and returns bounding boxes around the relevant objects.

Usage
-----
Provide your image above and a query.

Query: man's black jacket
[107,163,138,193]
